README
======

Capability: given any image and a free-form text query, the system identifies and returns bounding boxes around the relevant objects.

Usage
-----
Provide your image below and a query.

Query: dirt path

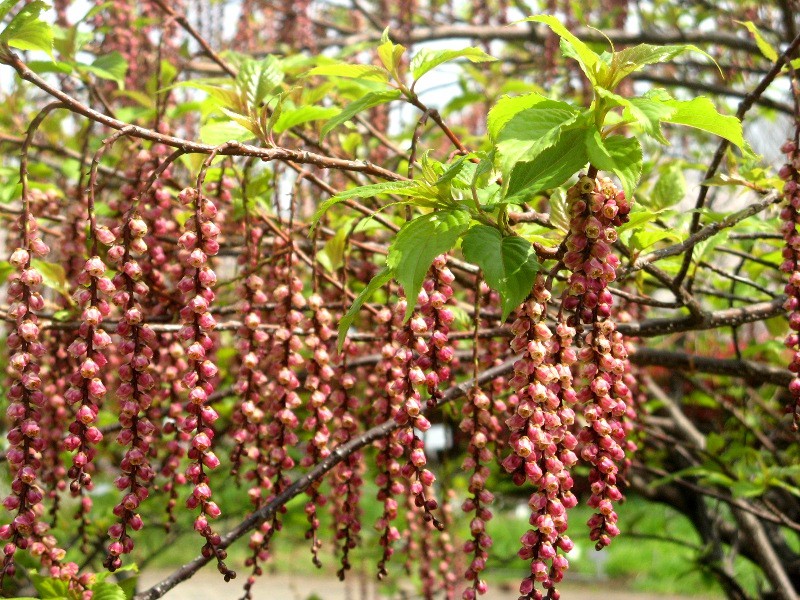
[137,569,718,600]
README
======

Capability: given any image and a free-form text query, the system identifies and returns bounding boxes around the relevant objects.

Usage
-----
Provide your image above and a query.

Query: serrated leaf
[652,164,686,209]
[495,100,581,177]
[307,63,390,82]
[27,60,72,75]
[318,223,351,273]
[663,97,746,150]
[387,210,471,319]
[79,52,128,88]
[585,133,642,198]
[606,44,719,89]
[30,572,70,599]
[90,581,127,600]
[410,46,496,82]
[310,180,428,227]
[378,39,406,74]
[487,93,550,140]
[320,89,401,138]
[1,1,53,57]
[238,56,284,107]
[338,267,394,350]
[521,15,605,84]
[506,127,588,200]
[273,105,339,133]
[199,120,254,146]
[462,225,540,320]
[737,21,778,62]
[624,95,676,144]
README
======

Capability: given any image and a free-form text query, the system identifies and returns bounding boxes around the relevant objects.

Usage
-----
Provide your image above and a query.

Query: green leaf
[495,100,581,177]
[320,89,402,139]
[737,21,778,62]
[606,44,719,89]
[377,38,406,75]
[521,15,605,84]
[663,97,747,150]
[199,120,254,146]
[31,259,70,301]
[90,581,127,600]
[584,133,642,198]
[652,164,686,209]
[30,572,70,599]
[505,127,588,200]
[0,1,53,57]
[237,56,284,107]
[487,93,550,140]
[410,47,496,82]
[624,95,677,144]
[0,0,19,21]
[307,63,390,82]
[387,210,471,319]
[79,52,128,88]
[310,180,427,227]
[462,225,540,320]
[273,105,339,134]
[337,267,394,350]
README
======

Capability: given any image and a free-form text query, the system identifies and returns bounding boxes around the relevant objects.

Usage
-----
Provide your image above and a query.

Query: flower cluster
[175,187,231,579]
[502,282,579,600]
[389,293,440,528]
[330,367,364,579]
[372,306,406,579]
[779,138,800,428]
[562,176,632,551]
[243,269,305,597]
[63,250,113,547]
[460,385,499,600]
[301,293,335,566]
[1,219,50,579]
[103,213,158,570]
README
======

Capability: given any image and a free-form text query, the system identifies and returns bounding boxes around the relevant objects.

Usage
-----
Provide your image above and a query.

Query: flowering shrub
[0,2,798,600]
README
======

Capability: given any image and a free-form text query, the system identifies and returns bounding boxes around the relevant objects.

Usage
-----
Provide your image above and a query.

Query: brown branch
[673,30,800,289]
[0,51,404,183]
[631,348,792,386]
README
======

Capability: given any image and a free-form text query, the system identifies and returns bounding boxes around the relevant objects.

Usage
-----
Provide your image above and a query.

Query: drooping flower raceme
[562,176,632,551]
[779,138,800,428]
[175,186,232,580]
[502,281,579,600]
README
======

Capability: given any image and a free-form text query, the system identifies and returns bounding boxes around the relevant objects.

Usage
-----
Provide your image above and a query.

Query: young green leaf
[273,105,339,134]
[0,1,53,57]
[307,63,390,82]
[605,44,719,90]
[737,21,778,62]
[410,47,496,82]
[310,180,431,228]
[199,120,254,146]
[521,15,605,84]
[584,133,642,198]
[505,127,588,200]
[652,164,687,209]
[663,97,747,151]
[79,52,128,89]
[487,93,550,139]
[461,225,540,320]
[495,100,582,176]
[387,210,471,319]
[337,267,394,350]
[238,56,284,107]
[320,89,402,139]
